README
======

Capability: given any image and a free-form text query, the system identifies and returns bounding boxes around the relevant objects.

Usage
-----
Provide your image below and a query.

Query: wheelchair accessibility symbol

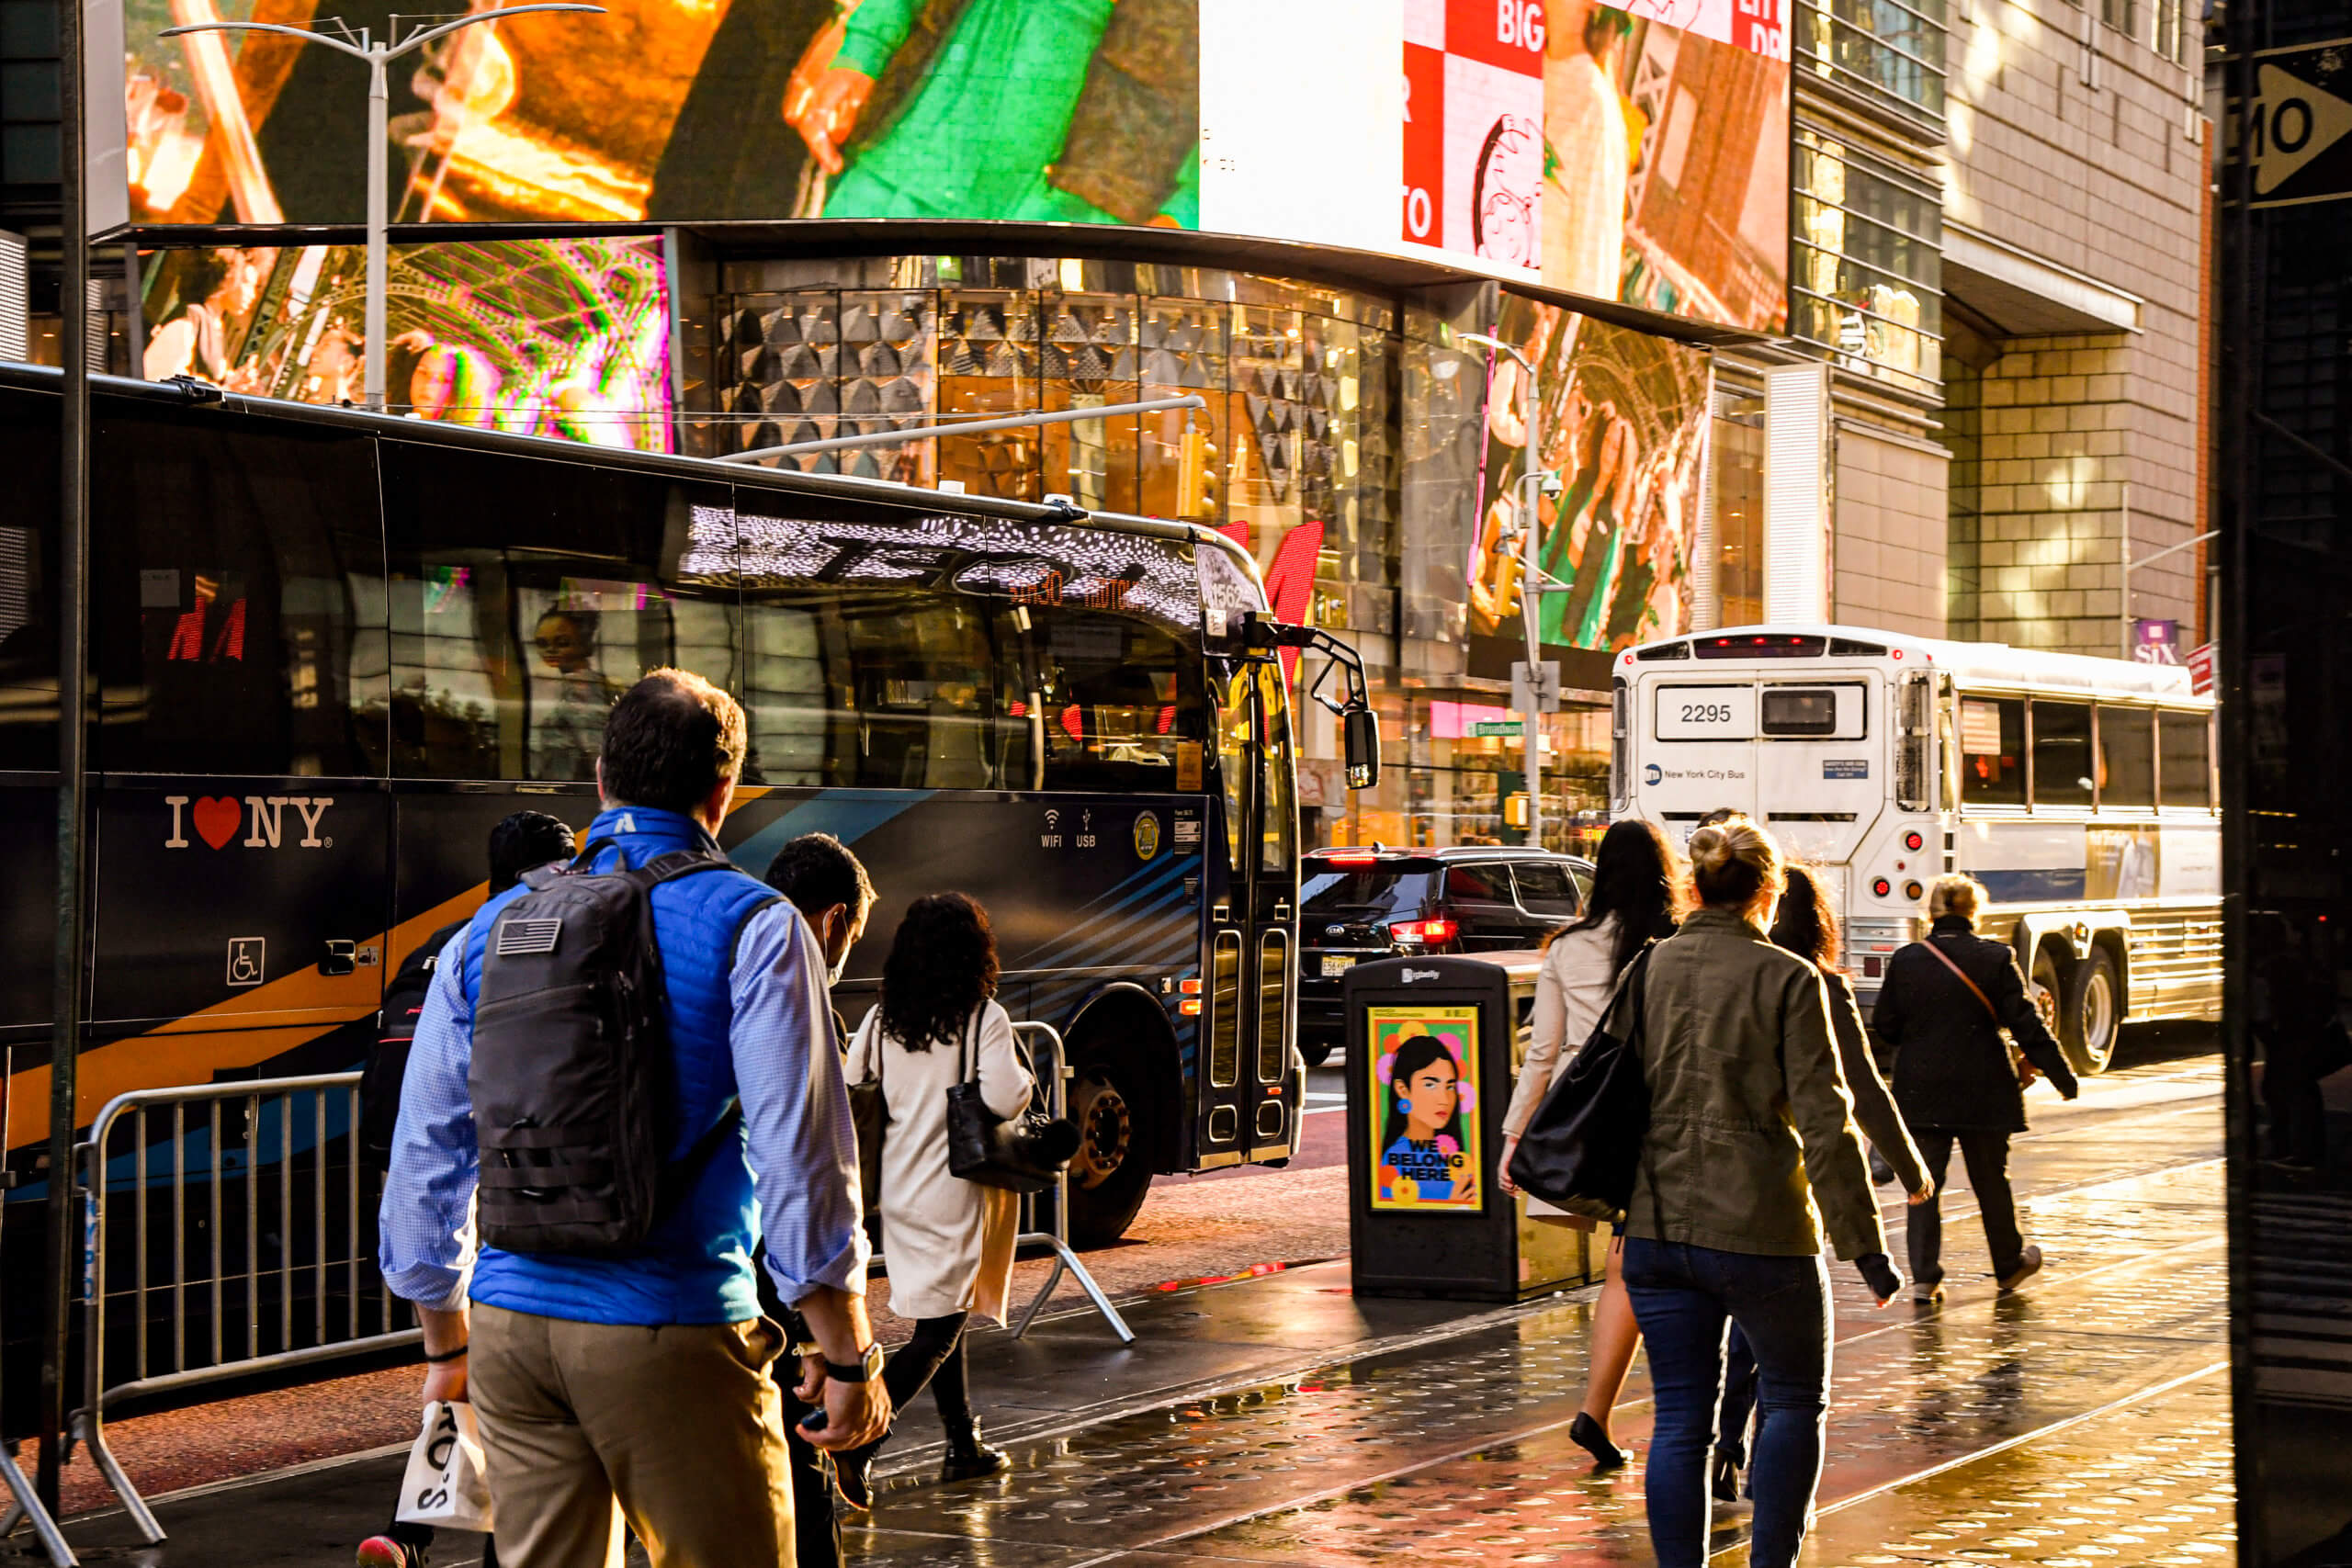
[226,937,266,987]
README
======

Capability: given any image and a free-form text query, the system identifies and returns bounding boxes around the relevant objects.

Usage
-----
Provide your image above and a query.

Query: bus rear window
[1960,697,2025,806]
[1761,688,1838,737]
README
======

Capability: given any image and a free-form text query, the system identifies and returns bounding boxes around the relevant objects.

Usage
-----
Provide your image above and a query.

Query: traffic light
[1503,792,1531,829]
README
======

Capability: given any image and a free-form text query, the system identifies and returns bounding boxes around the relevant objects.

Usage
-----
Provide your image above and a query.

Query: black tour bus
[0,363,1377,1273]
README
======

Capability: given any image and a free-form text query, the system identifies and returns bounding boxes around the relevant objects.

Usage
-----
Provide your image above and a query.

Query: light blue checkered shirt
[379,902,869,1315]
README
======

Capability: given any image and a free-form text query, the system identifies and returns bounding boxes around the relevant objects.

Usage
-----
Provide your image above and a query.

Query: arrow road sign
[2234,39,2352,208]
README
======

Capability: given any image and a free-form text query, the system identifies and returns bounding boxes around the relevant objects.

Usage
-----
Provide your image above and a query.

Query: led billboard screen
[139,236,674,449]
[1465,290,1711,665]
[116,0,1785,333]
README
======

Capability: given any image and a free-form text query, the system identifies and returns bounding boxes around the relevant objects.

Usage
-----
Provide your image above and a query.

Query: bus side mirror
[1344,706,1381,791]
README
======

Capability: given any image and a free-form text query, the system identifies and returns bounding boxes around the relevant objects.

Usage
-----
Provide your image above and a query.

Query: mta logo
[1645,763,1663,786]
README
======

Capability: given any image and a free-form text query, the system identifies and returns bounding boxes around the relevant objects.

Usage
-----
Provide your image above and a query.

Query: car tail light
[1390,918,1457,945]
[1322,850,1379,864]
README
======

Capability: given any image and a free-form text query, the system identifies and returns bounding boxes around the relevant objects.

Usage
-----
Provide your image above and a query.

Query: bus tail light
[1390,918,1457,945]
[1905,881,1924,901]
[1871,877,1893,897]
[1179,998,1202,1016]
[1180,977,1202,995]
[1904,830,1925,851]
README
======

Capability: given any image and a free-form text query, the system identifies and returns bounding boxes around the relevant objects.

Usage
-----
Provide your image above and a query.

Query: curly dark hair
[878,892,999,1053]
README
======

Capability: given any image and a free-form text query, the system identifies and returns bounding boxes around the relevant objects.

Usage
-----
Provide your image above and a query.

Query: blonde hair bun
[1688,815,1784,913]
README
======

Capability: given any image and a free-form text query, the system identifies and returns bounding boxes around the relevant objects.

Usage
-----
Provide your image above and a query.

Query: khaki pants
[469,1303,796,1568]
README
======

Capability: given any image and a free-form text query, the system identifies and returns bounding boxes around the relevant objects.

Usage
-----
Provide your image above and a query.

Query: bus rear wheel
[2061,947,2120,1076]
[1065,1056,1152,1249]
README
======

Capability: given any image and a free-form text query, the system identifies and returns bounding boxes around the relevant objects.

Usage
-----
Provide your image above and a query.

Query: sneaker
[356,1538,424,1568]
[1996,1246,2045,1292]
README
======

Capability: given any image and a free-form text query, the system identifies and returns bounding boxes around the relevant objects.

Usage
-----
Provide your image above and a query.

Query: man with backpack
[379,669,888,1568]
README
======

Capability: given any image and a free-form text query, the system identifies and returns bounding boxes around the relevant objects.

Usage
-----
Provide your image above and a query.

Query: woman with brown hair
[1498,817,1682,1468]
[835,892,1034,1508]
[1618,818,1899,1568]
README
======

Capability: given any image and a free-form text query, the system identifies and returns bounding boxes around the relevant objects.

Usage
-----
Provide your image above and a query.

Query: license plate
[1321,955,1357,978]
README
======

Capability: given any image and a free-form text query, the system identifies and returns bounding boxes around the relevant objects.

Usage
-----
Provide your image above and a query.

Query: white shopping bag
[394,1399,495,1531]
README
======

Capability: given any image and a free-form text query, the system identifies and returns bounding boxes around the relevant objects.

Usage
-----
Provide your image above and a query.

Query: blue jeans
[1622,1237,1833,1568]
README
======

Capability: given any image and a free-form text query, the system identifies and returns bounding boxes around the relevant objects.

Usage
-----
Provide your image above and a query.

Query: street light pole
[1460,332,1546,849]
[160,4,605,412]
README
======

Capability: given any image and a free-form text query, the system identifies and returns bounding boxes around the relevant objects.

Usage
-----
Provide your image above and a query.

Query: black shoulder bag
[944,1010,1078,1194]
[1505,944,1657,1224]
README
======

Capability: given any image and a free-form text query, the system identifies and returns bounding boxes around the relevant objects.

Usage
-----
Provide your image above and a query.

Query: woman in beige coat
[1498,818,1681,1469]
[834,892,1033,1509]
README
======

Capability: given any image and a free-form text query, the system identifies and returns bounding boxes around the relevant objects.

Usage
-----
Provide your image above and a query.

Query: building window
[1713,388,1766,627]
[1,0,62,187]
[1796,0,1949,123]
[2153,0,2185,61]
[2103,0,2142,40]
[1791,129,1944,397]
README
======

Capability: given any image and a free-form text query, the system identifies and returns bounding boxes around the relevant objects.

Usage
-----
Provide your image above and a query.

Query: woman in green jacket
[1619,818,1903,1568]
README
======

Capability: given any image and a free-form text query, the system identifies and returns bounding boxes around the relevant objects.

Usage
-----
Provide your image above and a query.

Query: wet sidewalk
[43,1053,2227,1566]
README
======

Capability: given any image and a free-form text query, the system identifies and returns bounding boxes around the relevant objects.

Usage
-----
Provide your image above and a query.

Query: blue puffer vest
[459,806,781,1326]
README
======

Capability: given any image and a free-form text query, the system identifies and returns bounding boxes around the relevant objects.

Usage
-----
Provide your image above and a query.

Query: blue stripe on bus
[1975,867,2088,902]
[728,791,941,879]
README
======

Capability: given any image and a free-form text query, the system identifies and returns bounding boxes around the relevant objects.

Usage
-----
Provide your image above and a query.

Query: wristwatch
[824,1343,885,1383]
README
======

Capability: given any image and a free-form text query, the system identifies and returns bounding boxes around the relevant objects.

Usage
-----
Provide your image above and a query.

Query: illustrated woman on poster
[1378,1035,1477,1205]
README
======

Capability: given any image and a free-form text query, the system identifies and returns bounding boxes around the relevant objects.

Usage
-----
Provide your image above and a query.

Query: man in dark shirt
[760,832,878,1565]
[1874,873,2079,1303]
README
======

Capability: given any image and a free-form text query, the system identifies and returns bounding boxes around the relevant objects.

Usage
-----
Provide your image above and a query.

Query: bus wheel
[2062,947,2121,1076]
[1066,1058,1151,1249]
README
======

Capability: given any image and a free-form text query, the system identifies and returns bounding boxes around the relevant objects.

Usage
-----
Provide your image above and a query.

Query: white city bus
[1610,625,2220,1072]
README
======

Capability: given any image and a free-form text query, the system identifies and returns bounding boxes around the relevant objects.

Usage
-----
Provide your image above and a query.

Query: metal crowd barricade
[1007,1021,1133,1344]
[67,1072,417,1544]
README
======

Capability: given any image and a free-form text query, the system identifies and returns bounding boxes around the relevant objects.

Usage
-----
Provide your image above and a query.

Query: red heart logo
[192,796,241,850]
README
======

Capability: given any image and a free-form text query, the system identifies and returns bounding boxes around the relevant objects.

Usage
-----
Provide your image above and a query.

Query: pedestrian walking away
[357,809,574,1568]
[378,669,891,1568]
[759,830,883,1568]
[1496,816,1683,1470]
[1712,863,1937,1506]
[1616,816,1902,1568]
[1873,874,2080,1303]
[832,890,1035,1510]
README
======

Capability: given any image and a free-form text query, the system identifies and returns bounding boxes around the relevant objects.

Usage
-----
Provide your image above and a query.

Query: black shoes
[1711,1451,1749,1506]
[831,1441,880,1512]
[1569,1411,1630,1470]
[940,1424,1011,1483]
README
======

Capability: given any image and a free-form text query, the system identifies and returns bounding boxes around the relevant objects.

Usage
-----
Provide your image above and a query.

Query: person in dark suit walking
[1872,874,2079,1303]
[760,832,879,1568]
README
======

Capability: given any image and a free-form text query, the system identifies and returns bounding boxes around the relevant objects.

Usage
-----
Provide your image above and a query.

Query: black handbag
[846,1010,888,1217]
[1505,944,1657,1223]
[944,1010,1076,1194]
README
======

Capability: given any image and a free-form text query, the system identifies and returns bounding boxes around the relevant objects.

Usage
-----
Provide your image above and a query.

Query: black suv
[1294,846,1594,1066]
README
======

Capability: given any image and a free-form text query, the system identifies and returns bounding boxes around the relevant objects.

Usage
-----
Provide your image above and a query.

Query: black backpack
[360,919,467,1163]
[469,841,766,1258]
